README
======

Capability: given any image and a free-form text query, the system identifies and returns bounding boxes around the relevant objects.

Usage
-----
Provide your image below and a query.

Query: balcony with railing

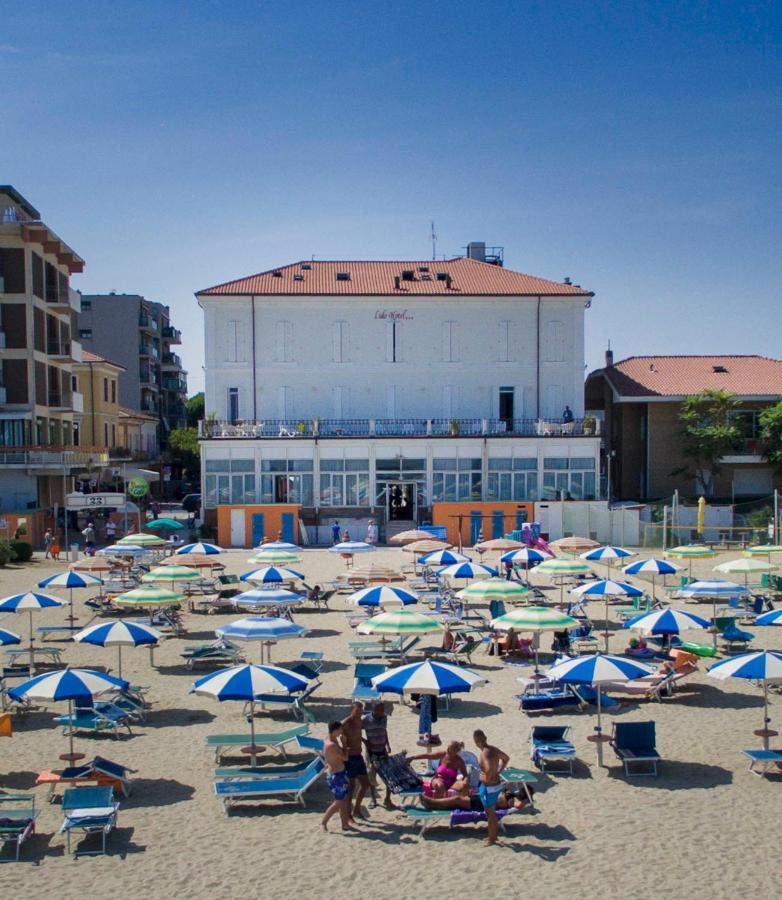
[200,417,601,440]
[162,376,187,393]
[162,325,181,343]
[0,447,110,468]
[161,352,182,369]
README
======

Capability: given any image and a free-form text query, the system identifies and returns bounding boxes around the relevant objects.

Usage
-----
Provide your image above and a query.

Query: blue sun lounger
[59,786,119,856]
[214,757,325,813]
[54,703,133,739]
[0,793,38,863]
[404,805,523,839]
[351,663,386,701]
[206,724,309,762]
[213,759,315,780]
[529,725,577,774]
[742,748,782,777]
[610,721,661,776]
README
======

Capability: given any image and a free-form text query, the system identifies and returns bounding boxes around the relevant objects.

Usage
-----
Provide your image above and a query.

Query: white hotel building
[197,244,600,546]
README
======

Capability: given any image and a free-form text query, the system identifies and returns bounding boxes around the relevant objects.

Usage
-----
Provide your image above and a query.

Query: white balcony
[69,287,81,312]
[70,339,82,363]
[72,391,84,413]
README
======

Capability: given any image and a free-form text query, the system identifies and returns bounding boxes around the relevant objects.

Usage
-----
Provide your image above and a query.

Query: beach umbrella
[176,542,223,555]
[455,577,530,605]
[402,539,451,555]
[145,518,184,530]
[473,537,524,553]
[240,565,305,584]
[254,541,301,552]
[622,558,681,602]
[74,620,161,678]
[756,608,782,627]
[492,606,578,687]
[114,585,182,625]
[535,556,592,603]
[547,654,656,765]
[714,558,777,586]
[329,541,375,564]
[357,610,443,636]
[419,549,471,566]
[580,546,636,575]
[348,585,419,608]
[117,533,166,546]
[70,557,115,573]
[371,659,487,696]
[389,529,438,544]
[247,550,303,566]
[98,544,148,557]
[745,544,782,557]
[437,561,497,581]
[679,579,749,647]
[141,565,200,584]
[349,564,406,583]
[216,616,307,663]
[231,588,303,615]
[190,663,312,764]
[0,591,66,671]
[624,607,710,655]
[708,651,782,750]
[549,536,600,556]
[161,554,223,570]
[0,627,21,646]
[665,544,716,578]
[571,579,643,652]
[38,570,102,627]
[8,668,128,761]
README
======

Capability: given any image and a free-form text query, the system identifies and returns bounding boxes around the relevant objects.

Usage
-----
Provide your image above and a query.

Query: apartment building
[72,351,124,450]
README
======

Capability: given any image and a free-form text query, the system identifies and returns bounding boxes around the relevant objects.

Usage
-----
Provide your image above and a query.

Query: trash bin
[69,544,80,562]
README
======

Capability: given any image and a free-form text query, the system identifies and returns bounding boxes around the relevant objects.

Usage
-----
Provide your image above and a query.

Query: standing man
[562,405,574,424]
[81,521,95,548]
[331,520,341,545]
[474,729,510,847]
[362,701,393,808]
[321,720,352,832]
[43,529,54,559]
[105,518,117,544]
[342,701,370,820]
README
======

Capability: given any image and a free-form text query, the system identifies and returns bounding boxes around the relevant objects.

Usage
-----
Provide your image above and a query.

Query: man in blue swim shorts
[474,729,510,846]
[322,720,353,832]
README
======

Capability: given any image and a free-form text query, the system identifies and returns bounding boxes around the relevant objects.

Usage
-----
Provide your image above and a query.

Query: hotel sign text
[375,309,413,321]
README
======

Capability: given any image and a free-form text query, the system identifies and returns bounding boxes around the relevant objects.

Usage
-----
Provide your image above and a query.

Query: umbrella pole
[249,699,257,766]
[762,681,770,751]
[711,599,718,649]
[595,689,604,767]
[68,698,75,759]
[29,608,35,673]
[604,597,610,653]
[69,588,74,628]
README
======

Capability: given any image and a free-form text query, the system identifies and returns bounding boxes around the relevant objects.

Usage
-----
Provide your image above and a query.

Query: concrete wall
[79,295,143,410]
[201,294,587,422]
[0,469,38,512]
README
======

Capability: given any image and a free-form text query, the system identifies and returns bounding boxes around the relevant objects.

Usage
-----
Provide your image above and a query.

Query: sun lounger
[516,686,585,713]
[403,804,519,838]
[742,749,782,777]
[214,757,325,812]
[720,621,754,652]
[351,637,422,662]
[59,786,119,856]
[610,721,660,776]
[54,703,133,739]
[180,637,245,669]
[0,793,38,862]
[352,663,386,701]
[255,681,321,722]
[6,646,64,666]
[36,756,133,802]
[207,724,309,762]
[213,759,316,780]
[36,625,84,640]
[529,725,577,774]
[295,734,324,755]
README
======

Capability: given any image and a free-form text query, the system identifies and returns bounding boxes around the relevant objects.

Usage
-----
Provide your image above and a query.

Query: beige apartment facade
[73,351,124,450]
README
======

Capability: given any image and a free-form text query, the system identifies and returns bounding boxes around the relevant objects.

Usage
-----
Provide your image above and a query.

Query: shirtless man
[342,701,371,820]
[474,729,510,846]
[321,720,352,832]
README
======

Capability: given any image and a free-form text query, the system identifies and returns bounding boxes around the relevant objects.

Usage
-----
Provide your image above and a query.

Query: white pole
[774,489,779,543]
[662,505,668,552]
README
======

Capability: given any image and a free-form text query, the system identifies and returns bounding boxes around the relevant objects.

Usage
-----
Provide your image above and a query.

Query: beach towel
[375,753,422,794]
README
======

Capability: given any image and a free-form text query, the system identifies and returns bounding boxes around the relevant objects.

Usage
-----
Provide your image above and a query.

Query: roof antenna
[430,220,437,261]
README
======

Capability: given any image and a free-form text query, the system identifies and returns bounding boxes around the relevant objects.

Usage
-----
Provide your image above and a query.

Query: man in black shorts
[362,701,393,808]
[342,701,370,820]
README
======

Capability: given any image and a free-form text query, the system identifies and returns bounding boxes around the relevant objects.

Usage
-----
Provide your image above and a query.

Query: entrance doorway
[386,481,415,521]
[499,386,514,429]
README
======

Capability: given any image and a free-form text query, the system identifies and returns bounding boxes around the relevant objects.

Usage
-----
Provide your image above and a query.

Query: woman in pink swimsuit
[408,741,469,798]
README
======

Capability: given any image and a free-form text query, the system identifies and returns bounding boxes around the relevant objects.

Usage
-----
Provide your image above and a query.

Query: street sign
[128,477,149,498]
[66,492,126,510]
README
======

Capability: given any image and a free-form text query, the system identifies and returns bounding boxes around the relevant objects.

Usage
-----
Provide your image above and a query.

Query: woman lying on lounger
[407,741,468,798]
[421,779,533,812]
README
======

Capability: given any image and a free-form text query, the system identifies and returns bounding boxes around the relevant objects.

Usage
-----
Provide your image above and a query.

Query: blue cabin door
[251,513,265,547]
[281,512,295,544]
[516,509,528,529]
[470,510,483,544]
[492,510,505,538]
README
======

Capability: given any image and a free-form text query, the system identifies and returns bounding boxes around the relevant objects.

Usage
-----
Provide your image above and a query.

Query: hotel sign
[375,309,413,320]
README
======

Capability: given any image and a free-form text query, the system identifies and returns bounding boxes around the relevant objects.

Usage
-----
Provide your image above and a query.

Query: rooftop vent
[436,272,448,281]
[336,271,350,281]
[293,274,304,282]
[394,276,401,290]
[418,266,430,273]
[713,365,728,373]
[272,270,283,278]
[401,270,415,281]
[301,263,312,270]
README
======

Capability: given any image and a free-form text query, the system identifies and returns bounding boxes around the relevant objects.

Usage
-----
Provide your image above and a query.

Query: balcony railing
[162,352,182,368]
[162,326,181,343]
[0,448,110,467]
[199,417,600,439]
[47,340,71,357]
[162,378,187,393]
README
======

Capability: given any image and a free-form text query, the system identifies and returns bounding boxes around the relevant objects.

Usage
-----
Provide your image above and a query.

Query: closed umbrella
[708,651,782,750]
[38,571,102,627]
[547,654,656,765]
[348,585,419,608]
[190,663,312,765]
[8,668,127,762]
[176,542,223,555]
[491,606,578,687]
[535,557,592,603]
[216,616,307,663]
[74,620,161,678]
[571,579,643,652]
[371,659,486,696]
[0,592,65,670]
[622,558,680,602]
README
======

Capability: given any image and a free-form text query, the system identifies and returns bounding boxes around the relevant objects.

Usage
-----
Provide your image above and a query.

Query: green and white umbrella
[141,565,200,584]
[357,610,443,637]
[714,557,777,586]
[117,533,166,547]
[247,550,303,566]
[535,557,592,603]
[745,544,782,557]
[665,544,716,578]
[114,585,182,625]
[456,577,530,605]
[491,606,578,688]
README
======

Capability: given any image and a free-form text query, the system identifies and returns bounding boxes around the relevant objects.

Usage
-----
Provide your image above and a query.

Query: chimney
[445,274,453,290]
[605,346,614,368]
[466,241,486,262]
[394,276,401,290]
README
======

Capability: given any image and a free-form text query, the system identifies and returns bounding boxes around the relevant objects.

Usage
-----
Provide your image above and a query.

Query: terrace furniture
[610,721,660,776]
[214,757,325,813]
[516,685,585,714]
[529,725,577,774]
[180,637,245,669]
[254,680,321,722]
[36,756,134,802]
[213,759,316,781]
[206,724,309,763]
[351,663,386,701]
[0,793,38,862]
[59,786,119,856]
[54,703,133,739]
[742,748,782,777]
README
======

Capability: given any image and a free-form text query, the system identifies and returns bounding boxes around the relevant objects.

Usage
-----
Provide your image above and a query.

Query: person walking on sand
[321,721,353,832]
[342,701,371,820]
[331,521,341,545]
[474,729,510,847]
[43,529,54,559]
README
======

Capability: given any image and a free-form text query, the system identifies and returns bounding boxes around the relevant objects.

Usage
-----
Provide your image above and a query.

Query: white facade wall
[201,294,587,422]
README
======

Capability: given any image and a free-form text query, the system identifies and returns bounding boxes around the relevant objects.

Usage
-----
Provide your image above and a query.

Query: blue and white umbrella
[329,541,375,558]
[98,544,148,556]
[708,651,782,749]
[175,542,223,555]
[625,607,710,635]
[580,546,636,565]
[419,549,471,566]
[348,585,419,609]
[679,579,750,647]
[38,570,103,627]
[622,558,681,602]
[371,659,486,696]
[8,668,128,759]
[74,620,162,678]
[254,541,301,552]
[0,591,66,670]
[231,588,303,615]
[240,565,305,584]
[437,561,497,580]
[500,547,551,566]
[571,579,644,651]
[756,608,782,627]
[216,615,307,663]
[0,627,21,646]
[190,662,312,763]
[547,654,656,763]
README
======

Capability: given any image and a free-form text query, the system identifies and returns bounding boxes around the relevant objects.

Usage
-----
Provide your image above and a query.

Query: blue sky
[3,1,780,393]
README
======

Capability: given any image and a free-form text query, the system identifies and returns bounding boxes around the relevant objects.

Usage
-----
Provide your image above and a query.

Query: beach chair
[255,680,321,722]
[610,721,661,776]
[517,685,584,713]
[59,786,119,856]
[36,756,134,802]
[374,752,423,806]
[741,749,782,777]
[295,734,325,756]
[529,725,577,774]
[0,793,38,862]
[428,634,480,665]
[351,663,386,701]
[214,757,325,813]
[180,637,245,669]
[298,650,325,673]
[403,804,521,839]
[206,724,309,762]
[569,624,599,655]
[720,621,754,653]
[213,759,316,781]
[54,702,133,739]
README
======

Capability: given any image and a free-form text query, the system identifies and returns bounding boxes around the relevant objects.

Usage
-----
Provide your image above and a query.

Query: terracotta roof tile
[118,406,158,421]
[594,355,782,398]
[197,257,592,298]
[78,350,126,370]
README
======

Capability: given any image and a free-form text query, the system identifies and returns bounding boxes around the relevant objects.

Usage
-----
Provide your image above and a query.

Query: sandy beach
[1,546,779,900]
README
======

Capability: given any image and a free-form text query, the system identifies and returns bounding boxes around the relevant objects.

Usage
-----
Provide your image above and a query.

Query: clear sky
[3,1,780,394]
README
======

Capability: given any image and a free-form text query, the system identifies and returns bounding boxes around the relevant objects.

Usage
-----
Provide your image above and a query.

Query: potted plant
[449,418,460,436]
[583,416,596,435]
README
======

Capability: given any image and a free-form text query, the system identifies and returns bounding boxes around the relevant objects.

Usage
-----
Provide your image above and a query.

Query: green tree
[186,392,205,428]
[673,389,740,496]
[168,427,200,480]
[759,401,782,472]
